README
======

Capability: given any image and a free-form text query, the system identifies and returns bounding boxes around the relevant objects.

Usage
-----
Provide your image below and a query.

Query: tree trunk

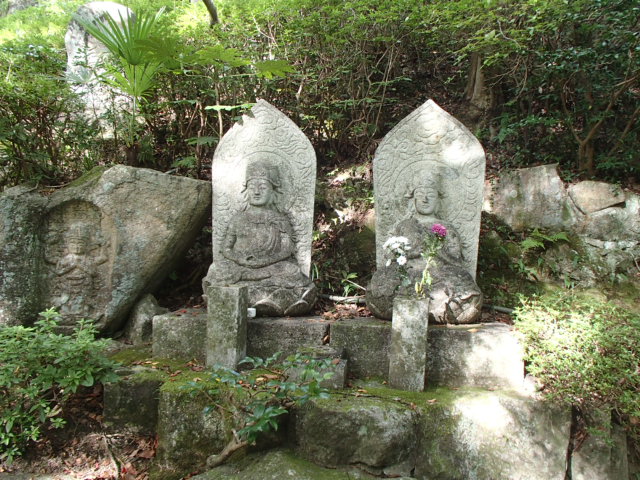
[577,140,595,177]
[196,0,219,26]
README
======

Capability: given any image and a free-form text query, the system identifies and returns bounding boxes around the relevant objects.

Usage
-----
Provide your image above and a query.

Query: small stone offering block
[388,297,429,391]
[206,285,248,369]
[152,308,207,362]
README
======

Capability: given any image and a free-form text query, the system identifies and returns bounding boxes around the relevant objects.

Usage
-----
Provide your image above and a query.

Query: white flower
[386,259,392,267]
[397,255,407,266]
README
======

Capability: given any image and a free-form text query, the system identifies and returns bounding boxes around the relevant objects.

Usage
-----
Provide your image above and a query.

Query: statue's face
[413,186,439,216]
[67,238,87,255]
[246,178,273,207]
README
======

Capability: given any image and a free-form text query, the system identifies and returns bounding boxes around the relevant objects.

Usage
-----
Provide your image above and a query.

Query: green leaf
[195,45,250,67]
[254,60,296,79]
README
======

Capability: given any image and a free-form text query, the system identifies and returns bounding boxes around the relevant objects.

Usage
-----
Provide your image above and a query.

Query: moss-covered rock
[291,394,419,468]
[191,448,392,480]
[154,381,229,478]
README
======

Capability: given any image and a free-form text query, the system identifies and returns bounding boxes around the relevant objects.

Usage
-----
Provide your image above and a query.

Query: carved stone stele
[367,100,485,324]
[0,166,211,333]
[203,100,317,316]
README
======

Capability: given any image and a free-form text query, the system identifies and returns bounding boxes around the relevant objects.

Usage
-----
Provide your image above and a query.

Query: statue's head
[242,161,282,210]
[66,223,91,254]
[405,172,441,217]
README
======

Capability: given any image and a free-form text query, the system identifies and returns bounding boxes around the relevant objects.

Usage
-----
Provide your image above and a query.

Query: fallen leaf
[428,399,438,404]
[331,358,340,365]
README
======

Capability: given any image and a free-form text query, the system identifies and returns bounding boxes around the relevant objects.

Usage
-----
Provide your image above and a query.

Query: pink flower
[431,223,447,237]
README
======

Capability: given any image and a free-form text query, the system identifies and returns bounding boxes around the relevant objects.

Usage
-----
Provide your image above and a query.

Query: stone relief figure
[44,220,109,325]
[203,100,317,316]
[366,172,483,323]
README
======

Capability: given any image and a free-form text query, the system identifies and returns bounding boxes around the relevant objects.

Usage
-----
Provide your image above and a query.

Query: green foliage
[0,41,102,188]
[514,291,640,440]
[183,352,334,445]
[0,308,119,463]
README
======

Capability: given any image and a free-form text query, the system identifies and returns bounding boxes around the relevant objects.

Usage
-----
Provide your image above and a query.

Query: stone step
[330,317,525,390]
[152,311,525,389]
[290,384,628,480]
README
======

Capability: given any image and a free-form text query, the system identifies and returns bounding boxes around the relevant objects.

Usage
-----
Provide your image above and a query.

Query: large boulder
[0,166,211,333]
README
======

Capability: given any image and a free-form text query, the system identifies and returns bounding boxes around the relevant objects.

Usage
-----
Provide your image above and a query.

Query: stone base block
[103,366,163,434]
[291,387,575,480]
[155,383,228,475]
[246,316,329,360]
[292,395,419,468]
[329,317,391,379]
[152,308,207,362]
[426,323,524,389]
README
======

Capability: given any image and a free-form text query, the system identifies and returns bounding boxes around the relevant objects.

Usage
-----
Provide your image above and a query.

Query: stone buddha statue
[367,173,483,324]
[205,160,316,316]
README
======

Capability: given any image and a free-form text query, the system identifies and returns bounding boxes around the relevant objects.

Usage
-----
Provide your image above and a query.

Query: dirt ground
[0,385,156,480]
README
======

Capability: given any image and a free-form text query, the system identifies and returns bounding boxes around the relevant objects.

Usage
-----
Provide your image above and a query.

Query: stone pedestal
[388,297,429,391]
[206,286,248,368]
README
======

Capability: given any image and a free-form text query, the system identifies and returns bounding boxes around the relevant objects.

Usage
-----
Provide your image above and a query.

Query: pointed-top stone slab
[373,99,485,276]
[204,100,316,316]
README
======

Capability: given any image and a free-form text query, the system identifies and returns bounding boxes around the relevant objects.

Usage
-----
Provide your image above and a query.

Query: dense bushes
[0,309,119,463]
[514,291,640,439]
[1,0,637,189]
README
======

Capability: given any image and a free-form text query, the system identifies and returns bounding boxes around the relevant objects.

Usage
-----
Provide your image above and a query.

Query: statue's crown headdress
[244,161,281,189]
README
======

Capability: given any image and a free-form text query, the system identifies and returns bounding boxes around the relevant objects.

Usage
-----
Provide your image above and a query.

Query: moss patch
[67,166,108,188]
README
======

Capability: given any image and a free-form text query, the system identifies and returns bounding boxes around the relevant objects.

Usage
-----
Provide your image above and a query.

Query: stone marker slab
[0,166,211,333]
[152,308,207,362]
[368,100,484,323]
[388,297,429,391]
[426,323,524,389]
[206,286,248,368]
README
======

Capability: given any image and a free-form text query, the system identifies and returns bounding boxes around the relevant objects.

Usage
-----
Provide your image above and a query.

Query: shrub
[514,291,640,438]
[184,352,335,467]
[0,308,119,464]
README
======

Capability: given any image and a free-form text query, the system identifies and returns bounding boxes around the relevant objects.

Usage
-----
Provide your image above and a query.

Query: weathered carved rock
[203,100,317,316]
[0,166,211,333]
[367,100,484,324]
[65,2,133,123]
